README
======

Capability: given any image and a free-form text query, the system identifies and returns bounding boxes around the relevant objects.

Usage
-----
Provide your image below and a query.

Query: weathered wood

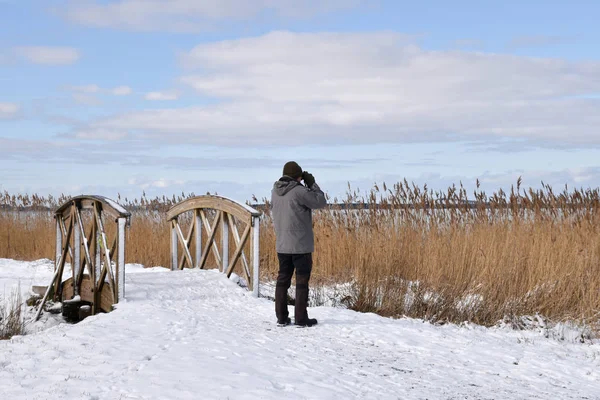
[198,210,222,269]
[76,214,95,287]
[94,203,116,295]
[55,195,130,221]
[92,217,99,314]
[55,220,62,269]
[226,221,251,280]
[200,209,222,269]
[251,216,260,296]
[62,276,114,313]
[59,217,74,264]
[227,213,251,281]
[54,212,73,300]
[73,210,81,296]
[222,213,229,273]
[176,218,195,269]
[175,221,194,270]
[74,206,94,289]
[194,210,202,268]
[97,235,117,297]
[171,220,178,271]
[167,195,260,223]
[117,217,126,302]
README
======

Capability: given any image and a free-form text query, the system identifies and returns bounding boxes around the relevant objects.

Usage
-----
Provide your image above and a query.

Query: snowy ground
[1,259,599,399]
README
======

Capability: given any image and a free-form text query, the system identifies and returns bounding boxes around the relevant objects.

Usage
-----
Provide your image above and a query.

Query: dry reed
[1,180,599,331]
[0,289,24,340]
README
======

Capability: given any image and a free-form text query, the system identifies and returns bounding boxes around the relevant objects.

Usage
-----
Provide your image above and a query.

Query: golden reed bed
[1,179,599,331]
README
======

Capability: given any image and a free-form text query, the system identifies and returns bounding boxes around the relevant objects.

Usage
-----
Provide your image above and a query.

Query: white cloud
[111,86,132,96]
[127,177,185,190]
[73,129,128,141]
[68,84,132,100]
[145,91,179,101]
[63,0,365,32]
[508,35,572,49]
[77,31,600,147]
[72,93,102,106]
[72,84,100,93]
[451,38,484,49]
[0,102,19,119]
[15,46,80,65]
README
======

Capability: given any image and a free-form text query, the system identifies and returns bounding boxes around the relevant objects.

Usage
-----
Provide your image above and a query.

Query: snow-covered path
[1,261,599,399]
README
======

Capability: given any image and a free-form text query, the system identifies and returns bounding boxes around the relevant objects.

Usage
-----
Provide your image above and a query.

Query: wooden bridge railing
[167,195,262,297]
[35,195,130,320]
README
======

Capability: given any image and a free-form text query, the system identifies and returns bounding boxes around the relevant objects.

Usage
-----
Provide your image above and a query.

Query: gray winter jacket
[271,176,327,254]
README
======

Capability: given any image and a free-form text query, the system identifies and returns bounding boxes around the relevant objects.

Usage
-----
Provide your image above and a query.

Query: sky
[1,0,600,203]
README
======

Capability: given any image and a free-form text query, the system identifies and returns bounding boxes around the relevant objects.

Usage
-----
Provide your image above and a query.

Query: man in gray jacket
[271,161,327,327]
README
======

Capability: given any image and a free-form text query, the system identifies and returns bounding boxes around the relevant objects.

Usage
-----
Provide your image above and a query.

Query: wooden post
[222,213,229,273]
[73,210,81,297]
[55,219,62,270]
[195,210,202,268]
[252,216,260,297]
[117,217,126,301]
[75,207,94,286]
[171,219,178,271]
[94,223,100,283]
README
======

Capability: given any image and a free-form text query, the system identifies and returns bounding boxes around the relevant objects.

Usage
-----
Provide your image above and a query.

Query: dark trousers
[275,253,312,323]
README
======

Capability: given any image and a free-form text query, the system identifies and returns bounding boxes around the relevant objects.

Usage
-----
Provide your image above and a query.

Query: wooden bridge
[35,195,261,321]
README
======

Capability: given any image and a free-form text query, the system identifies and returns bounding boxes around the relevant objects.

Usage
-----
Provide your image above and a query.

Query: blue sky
[1,0,599,203]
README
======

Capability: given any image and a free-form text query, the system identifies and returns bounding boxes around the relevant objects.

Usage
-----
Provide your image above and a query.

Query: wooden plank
[54,212,73,299]
[55,195,129,221]
[195,210,202,268]
[55,220,62,269]
[94,203,116,296]
[227,213,251,281]
[171,220,178,271]
[62,276,114,313]
[226,221,251,280]
[59,216,74,264]
[175,222,194,270]
[73,208,81,295]
[198,210,222,269]
[222,212,229,273]
[97,237,117,295]
[167,195,260,222]
[177,218,195,269]
[117,217,127,302]
[200,209,222,269]
[91,214,98,314]
[251,216,260,296]
[75,207,94,288]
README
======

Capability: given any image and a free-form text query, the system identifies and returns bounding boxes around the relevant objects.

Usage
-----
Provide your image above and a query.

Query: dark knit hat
[282,161,303,179]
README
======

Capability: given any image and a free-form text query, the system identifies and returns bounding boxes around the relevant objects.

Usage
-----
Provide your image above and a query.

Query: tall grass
[1,180,599,331]
[0,289,24,340]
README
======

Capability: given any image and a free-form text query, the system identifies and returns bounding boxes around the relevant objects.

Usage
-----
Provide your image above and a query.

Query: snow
[99,195,130,216]
[214,194,261,216]
[1,259,599,399]
[0,258,55,300]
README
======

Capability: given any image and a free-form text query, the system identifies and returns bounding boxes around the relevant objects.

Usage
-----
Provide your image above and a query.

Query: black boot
[295,317,318,327]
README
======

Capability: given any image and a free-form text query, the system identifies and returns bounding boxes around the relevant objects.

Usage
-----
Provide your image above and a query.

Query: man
[271,161,327,327]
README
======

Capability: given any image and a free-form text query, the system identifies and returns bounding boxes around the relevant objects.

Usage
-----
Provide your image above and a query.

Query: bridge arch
[36,195,130,320]
[167,195,262,296]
